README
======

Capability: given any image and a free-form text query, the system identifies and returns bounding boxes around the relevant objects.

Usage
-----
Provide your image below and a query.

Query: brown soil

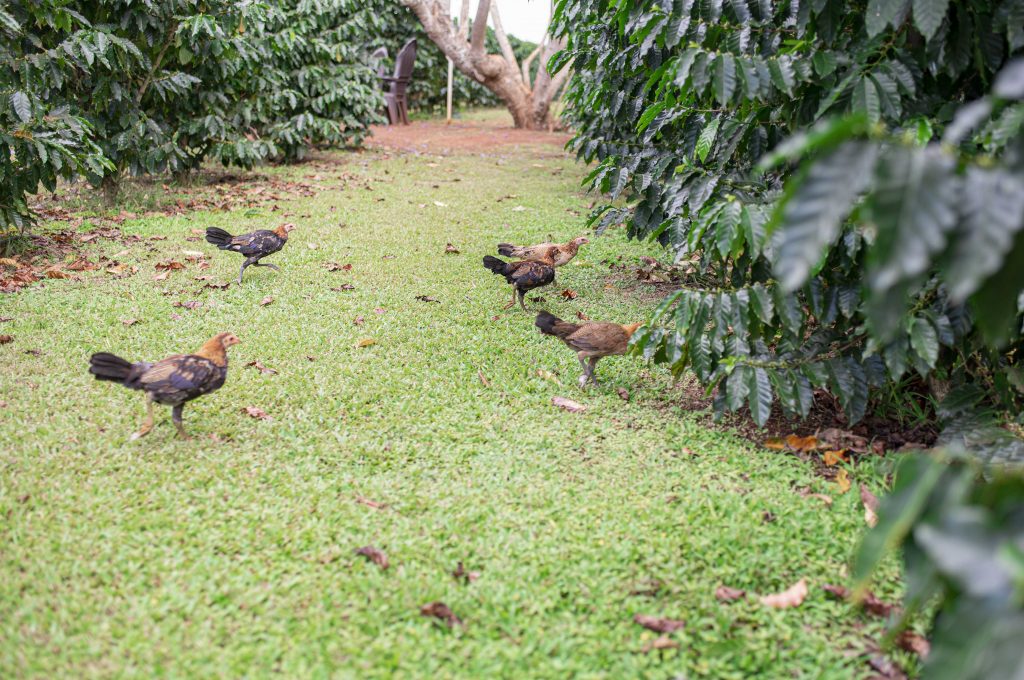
[366,117,572,156]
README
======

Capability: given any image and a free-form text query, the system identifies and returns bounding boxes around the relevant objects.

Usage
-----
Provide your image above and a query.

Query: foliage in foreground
[855,446,1024,680]
[1,0,384,240]
[554,0,1024,429]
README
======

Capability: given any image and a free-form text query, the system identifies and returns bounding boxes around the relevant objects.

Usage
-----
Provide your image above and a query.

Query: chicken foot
[252,261,280,272]
[130,394,156,440]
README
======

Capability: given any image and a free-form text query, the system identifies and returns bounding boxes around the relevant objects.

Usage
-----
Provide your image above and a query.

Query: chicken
[89,332,240,440]
[482,255,555,310]
[205,223,294,283]
[497,236,589,267]
[535,311,642,388]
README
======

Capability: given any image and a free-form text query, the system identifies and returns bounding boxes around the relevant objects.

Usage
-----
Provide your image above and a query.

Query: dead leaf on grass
[616,387,630,402]
[353,315,364,325]
[860,483,879,528]
[355,545,389,570]
[822,449,848,466]
[835,468,852,494]
[373,307,386,314]
[576,311,590,321]
[245,360,278,375]
[420,601,462,628]
[798,488,834,507]
[307,242,319,250]
[242,406,271,420]
[355,496,385,509]
[861,591,898,618]
[477,370,490,387]
[822,583,851,600]
[155,260,186,271]
[331,284,355,292]
[415,295,440,303]
[153,271,169,281]
[763,437,786,450]
[452,561,481,584]
[560,288,578,300]
[323,262,352,272]
[536,369,561,385]
[121,318,141,326]
[259,296,274,306]
[45,268,74,280]
[552,396,587,413]
[785,434,818,451]
[0,316,12,322]
[895,630,930,658]
[633,614,685,633]
[356,338,376,348]
[444,243,460,254]
[760,579,808,609]
[0,335,12,345]
[715,586,746,602]
[641,636,679,653]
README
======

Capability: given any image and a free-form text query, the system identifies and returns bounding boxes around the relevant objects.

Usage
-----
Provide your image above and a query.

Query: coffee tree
[554,0,1024,432]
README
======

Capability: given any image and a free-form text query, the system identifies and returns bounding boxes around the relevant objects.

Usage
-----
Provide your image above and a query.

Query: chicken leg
[253,261,280,272]
[171,404,191,440]
[130,394,156,440]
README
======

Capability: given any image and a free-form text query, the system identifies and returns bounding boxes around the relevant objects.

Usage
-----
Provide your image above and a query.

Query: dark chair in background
[377,39,417,126]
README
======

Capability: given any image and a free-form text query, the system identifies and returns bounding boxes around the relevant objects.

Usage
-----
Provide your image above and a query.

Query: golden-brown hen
[535,311,641,388]
[89,332,240,440]
[497,236,589,267]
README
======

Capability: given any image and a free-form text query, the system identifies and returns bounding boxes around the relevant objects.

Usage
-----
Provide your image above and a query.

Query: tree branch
[489,3,522,84]
[520,41,542,91]
[470,0,491,54]
[458,0,470,38]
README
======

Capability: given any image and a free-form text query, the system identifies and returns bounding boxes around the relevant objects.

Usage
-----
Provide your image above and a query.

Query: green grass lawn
[0,117,909,678]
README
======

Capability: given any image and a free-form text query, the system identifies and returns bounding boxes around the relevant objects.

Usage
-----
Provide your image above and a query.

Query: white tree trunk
[400,0,567,130]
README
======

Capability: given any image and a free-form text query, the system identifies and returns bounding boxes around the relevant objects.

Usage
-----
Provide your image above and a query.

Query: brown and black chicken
[482,255,555,310]
[497,236,589,267]
[206,223,294,283]
[535,311,642,388]
[89,332,240,440]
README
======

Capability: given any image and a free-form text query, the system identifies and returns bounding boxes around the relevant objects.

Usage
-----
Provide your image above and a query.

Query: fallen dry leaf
[763,437,787,450]
[153,272,169,281]
[715,586,746,602]
[895,630,930,658]
[822,449,848,466]
[353,315,364,325]
[355,545,389,570]
[323,262,352,272]
[259,296,274,306]
[433,200,448,207]
[760,579,808,609]
[0,316,11,322]
[616,387,630,402]
[576,311,590,321]
[477,370,490,387]
[822,583,851,600]
[860,484,879,528]
[121,318,140,326]
[818,427,869,453]
[307,242,319,250]
[552,396,587,413]
[374,307,386,314]
[560,288,578,300]
[797,486,834,506]
[331,284,355,292]
[242,406,271,420]
[415,295,440,303]
[420,601,462,628]
[245,360,278,375]
[785,434,818,451]
[641,636,679,653]
[861,591,898,618]
[835,468,852,494]
[444,243,460,254]
[173,300,202,310]
[150,235,167,241]
[0,335,13,344]
[452,561,481,584]
[633,614,685,634]
[356,338,376,348]
[536,368,561,385]
[155,260,185,271]
[45,269,73,280]
[355,496,385,509]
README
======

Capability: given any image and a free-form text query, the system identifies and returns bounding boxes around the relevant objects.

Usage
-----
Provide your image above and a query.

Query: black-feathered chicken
[206,223,294,283]
[89,332,240,440]
[482,255,555,310]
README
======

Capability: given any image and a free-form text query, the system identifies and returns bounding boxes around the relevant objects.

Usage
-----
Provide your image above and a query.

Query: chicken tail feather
[89,352,136,384]
[496,243,517,257]
[535,311,579,339]
[205,227,234,249]
[482,255,509,277]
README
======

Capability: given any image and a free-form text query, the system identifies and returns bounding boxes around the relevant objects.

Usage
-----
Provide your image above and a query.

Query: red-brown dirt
[367,116,572,156]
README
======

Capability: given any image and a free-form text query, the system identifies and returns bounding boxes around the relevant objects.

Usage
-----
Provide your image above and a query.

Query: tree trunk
[101,173,121,207]
[401,0,568,130]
